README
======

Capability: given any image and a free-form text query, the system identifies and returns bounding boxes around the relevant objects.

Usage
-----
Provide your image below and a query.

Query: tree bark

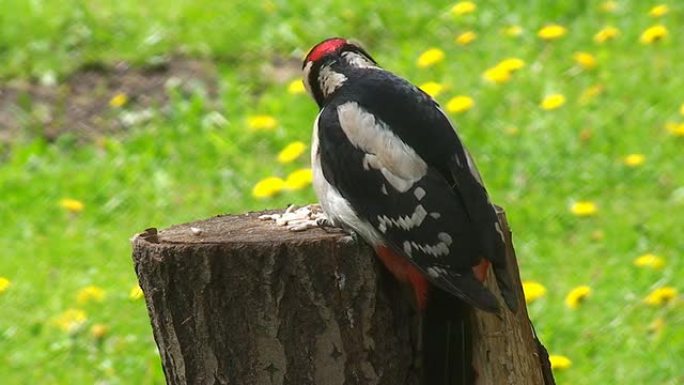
[132,208,554,385]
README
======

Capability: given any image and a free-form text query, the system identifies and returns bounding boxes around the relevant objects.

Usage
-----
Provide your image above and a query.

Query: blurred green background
[1,0,682,384]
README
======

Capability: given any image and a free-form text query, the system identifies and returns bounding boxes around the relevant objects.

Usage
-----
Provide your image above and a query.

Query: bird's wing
[316,100,500,312]
[343,71,517,311]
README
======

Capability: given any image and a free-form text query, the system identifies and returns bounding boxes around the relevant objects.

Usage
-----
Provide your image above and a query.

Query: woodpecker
[302,38,518,384]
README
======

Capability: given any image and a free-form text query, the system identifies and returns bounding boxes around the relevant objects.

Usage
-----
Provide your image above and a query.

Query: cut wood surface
[132,208,553,385]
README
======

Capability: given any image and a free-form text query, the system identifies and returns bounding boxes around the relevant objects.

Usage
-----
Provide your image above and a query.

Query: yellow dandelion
[549,355,572,370]
[644,287,677,306]
[497,58,526,72]
[451,1,476,16]
[522,281,547,304]
[538,24,567,41]
[482,66,512,84]
[446,96,475,114]
[503,25,523,38]
[54,308,87,333]
[570,201,597,217]
[129,284,144,300]
[0,277,10,294]
[59,198,84,213]
[247,115,278,132]
[419,82,445,98]
[284,168,313,190]
[599,1,618,13]
[634,253,665,269]
[109,92,128,108]
[77,285,106,304]
[640,25,669,44]
[456,31,477,46]
[481,58,524,87]
[649,5,669,18]
[594,26,620,44]
[622,153,646,167]
[540,94,566,110]
[252,176,286,199]
[579,84,604,104]
[665,122,684,136]
[90,323,109,339]
[287,79,305,95]
[573,52,597,70]
[565,285,592,309]
[417,48,445,68]
[277,141,307,164]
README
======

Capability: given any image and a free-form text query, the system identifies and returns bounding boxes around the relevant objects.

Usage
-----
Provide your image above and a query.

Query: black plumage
[304,38,519,385]
[315,65,516,312]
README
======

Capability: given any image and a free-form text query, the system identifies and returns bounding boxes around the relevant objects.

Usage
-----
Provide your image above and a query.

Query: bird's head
[302,37,377,107]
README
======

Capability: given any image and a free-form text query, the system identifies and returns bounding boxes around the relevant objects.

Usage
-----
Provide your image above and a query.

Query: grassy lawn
[1,1,683,384]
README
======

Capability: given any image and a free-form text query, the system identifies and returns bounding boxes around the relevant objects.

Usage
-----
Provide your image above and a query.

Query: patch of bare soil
[0,58,217,142]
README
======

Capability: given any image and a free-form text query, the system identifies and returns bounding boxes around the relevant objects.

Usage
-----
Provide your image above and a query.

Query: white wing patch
[437,232,453,246]
[426,266,449,278]
[379,168,415,192]
[377,205,428,234]
[403,239,451,258]
[403,232,452,258]
[338,102,428,192]
[414,187,426,201]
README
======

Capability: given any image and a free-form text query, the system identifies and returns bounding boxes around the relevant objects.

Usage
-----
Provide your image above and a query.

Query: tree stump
[132,208,554,385]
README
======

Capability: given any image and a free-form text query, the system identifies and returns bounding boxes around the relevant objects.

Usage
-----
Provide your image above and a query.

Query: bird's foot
[259,204,335,232]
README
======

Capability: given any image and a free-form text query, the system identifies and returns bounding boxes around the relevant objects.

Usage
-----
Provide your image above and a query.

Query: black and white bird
[301,37,518,384]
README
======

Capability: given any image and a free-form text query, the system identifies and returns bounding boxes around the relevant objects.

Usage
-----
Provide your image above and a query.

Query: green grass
[2,1,683,384]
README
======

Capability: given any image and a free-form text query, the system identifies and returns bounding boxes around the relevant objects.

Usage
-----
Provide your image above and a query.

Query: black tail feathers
[422,289,475,385]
